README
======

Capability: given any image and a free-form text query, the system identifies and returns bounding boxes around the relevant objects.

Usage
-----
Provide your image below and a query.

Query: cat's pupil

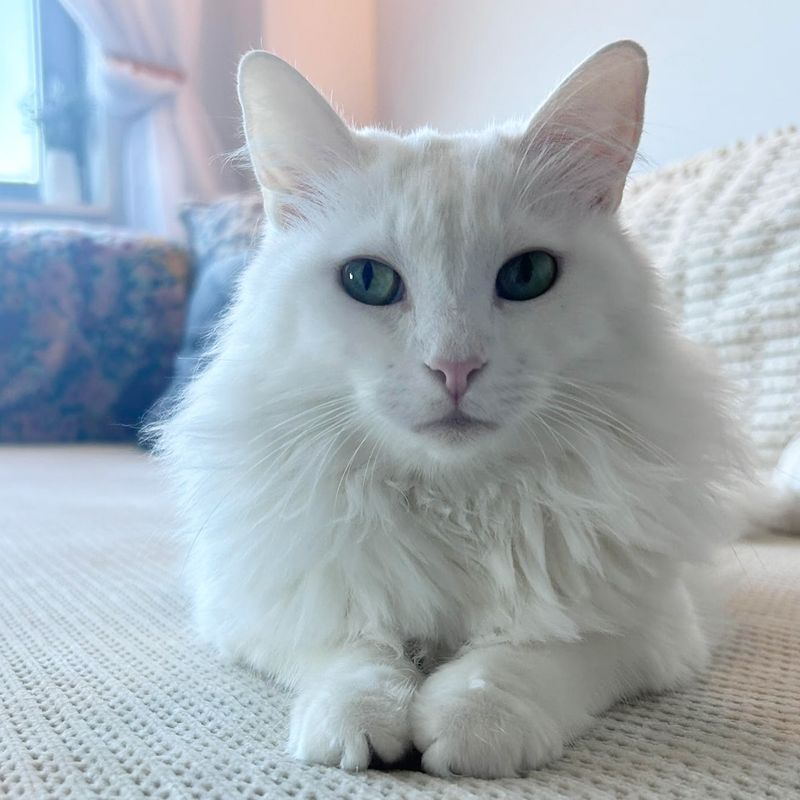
[517,258,533,284]
[362,260,374,290]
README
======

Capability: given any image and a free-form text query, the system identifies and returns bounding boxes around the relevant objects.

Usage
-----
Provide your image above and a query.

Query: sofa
[2,129,799,799]
[0,225,190,443]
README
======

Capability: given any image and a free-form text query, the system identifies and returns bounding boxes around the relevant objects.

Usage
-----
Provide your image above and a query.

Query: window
[0,0,102,211]
[0,0,40,198]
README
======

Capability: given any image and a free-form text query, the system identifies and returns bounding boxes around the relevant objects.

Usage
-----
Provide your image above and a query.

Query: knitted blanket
[623,127,800,473]
[1,445,798,799]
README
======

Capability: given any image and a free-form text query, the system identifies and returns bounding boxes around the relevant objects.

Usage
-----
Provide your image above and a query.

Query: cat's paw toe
[288,664,417,770]
[412,670,565,778]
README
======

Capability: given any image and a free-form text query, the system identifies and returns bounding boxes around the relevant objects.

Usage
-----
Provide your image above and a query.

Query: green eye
[496,250,557,301]
[341,258,403,306]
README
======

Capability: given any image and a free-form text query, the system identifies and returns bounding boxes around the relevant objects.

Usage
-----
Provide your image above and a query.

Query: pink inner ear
[520,113,640,212]
[518,44,647,212]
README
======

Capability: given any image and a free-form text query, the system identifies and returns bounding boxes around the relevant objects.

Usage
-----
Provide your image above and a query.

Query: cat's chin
[407,411,502,464]
[414,410,498,439]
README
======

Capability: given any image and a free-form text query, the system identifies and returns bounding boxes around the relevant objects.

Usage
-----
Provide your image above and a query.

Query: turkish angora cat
[156,41,745,778]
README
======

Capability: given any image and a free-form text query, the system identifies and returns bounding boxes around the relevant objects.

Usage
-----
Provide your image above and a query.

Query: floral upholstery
[0,225,190,442]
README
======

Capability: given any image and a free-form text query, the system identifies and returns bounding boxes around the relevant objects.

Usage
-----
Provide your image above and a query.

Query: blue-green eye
[496,250,557,301]
[341,258,403,306]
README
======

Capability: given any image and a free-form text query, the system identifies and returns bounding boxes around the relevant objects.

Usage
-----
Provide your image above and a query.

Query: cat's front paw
[288,661,419,771]
[411,665,565,778]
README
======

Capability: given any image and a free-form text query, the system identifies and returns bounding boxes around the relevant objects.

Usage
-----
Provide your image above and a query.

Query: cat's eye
[496,250,557,302]
[341,258,403,306]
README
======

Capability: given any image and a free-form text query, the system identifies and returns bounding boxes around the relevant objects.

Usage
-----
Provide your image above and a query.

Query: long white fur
[154,42,748,777]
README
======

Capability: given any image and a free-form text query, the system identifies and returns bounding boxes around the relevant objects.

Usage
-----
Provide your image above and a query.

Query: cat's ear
[237,51,358,221]
[521,40,648,212]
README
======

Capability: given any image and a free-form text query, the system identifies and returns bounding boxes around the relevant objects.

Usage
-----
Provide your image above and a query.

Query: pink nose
[426,356,486,402]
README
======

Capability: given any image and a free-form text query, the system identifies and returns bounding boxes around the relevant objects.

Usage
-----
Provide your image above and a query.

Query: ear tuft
[521,40,649,212]
[237,51,357,219]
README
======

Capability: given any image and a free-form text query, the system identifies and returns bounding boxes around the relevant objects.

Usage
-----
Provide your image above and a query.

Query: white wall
[375,0,800,169]
[191,0,379,192]
[190,0,264,192]
[194,0,263,153]
[262,0,377,126]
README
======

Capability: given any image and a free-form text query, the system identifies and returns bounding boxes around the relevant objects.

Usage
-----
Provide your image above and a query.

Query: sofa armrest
[0,224,190,442]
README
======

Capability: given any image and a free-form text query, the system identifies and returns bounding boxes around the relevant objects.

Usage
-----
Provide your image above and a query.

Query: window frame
[0,0,111,222]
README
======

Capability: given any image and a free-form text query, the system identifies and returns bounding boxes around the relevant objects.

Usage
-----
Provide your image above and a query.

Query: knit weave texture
[622,127,800,473]
[1,445,799,799]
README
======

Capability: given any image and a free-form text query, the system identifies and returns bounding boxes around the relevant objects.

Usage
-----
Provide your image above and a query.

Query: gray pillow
[179,192,263,370]
[181,194,264,271]
[171,251,247,385]
[144,195,263,427]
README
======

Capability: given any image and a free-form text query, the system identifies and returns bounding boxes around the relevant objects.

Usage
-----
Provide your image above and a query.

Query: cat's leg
[288,642,421,770]
[412,591,709,777]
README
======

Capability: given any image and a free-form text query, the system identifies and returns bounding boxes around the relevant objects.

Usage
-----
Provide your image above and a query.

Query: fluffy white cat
[156,41,747,778]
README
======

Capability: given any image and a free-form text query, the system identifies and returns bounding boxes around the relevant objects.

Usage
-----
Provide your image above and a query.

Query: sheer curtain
[62,0,225,237]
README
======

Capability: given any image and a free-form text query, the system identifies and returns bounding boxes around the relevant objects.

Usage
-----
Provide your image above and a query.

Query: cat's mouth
[415,410,498,439]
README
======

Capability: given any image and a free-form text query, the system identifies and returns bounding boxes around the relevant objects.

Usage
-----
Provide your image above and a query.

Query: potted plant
[22,79,91,205]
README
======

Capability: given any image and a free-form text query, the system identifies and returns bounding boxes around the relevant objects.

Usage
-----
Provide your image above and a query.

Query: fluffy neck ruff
[160,364,737,680]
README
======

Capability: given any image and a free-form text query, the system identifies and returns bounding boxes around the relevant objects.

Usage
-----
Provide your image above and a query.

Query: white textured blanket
[622,127,800,473]
[1,445,799,799]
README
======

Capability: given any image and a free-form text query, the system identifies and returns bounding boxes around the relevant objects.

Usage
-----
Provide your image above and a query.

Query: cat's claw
[288,663,418,770]
[411,669,566,778]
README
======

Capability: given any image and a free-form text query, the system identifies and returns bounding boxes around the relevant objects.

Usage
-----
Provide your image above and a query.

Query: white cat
[156,41,747,778]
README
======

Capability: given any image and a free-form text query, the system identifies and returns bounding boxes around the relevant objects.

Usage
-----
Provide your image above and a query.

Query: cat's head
[234,42,654,469]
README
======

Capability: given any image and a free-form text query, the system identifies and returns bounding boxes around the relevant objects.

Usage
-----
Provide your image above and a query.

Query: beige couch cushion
[623,128,800,472]
[1,445,799,798]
